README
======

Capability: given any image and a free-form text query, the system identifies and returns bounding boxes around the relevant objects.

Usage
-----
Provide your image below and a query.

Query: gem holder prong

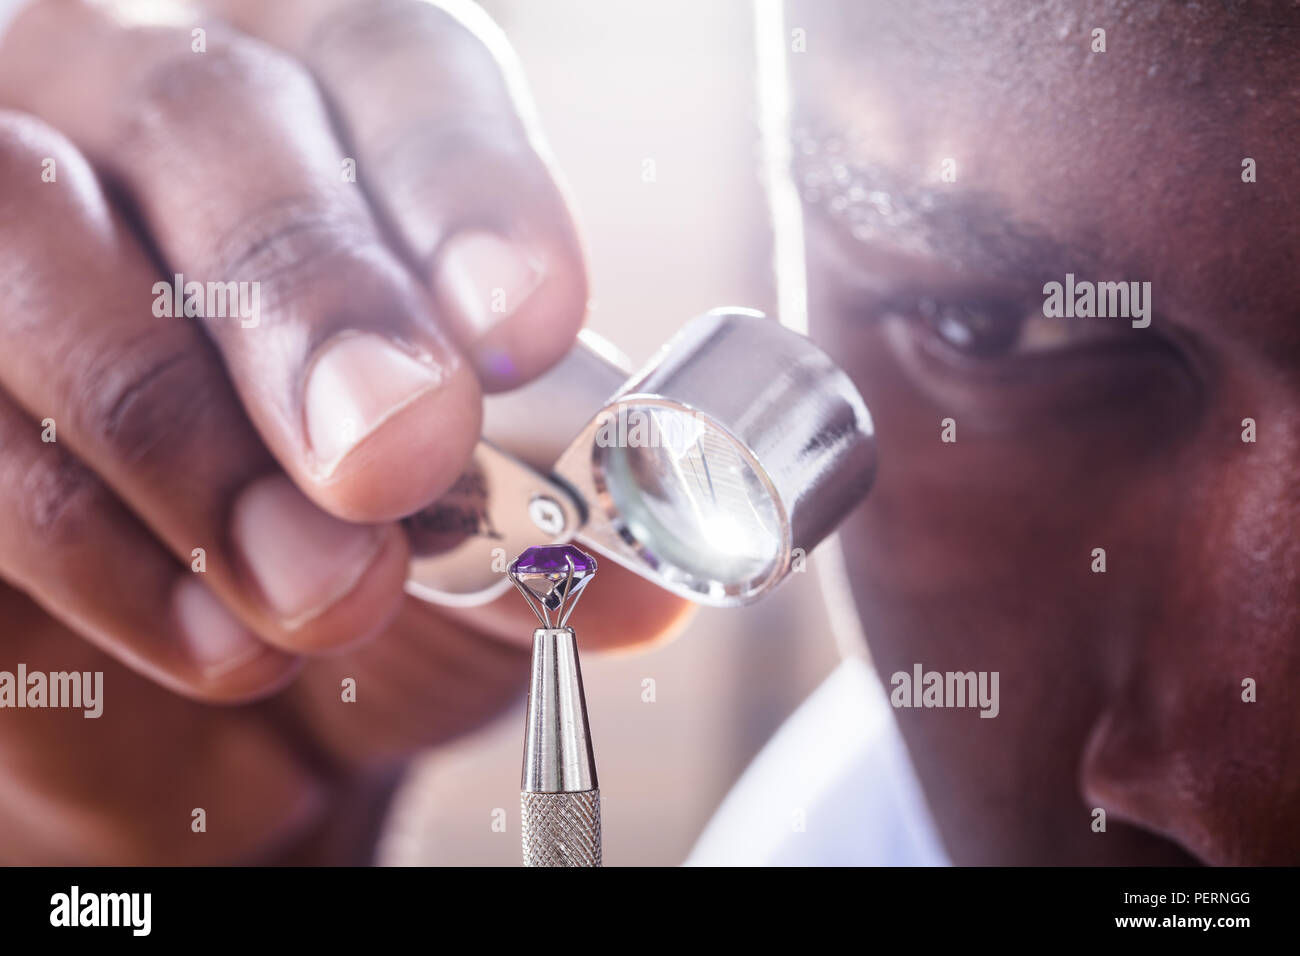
[511,544,602,867]
[508,548,595,630]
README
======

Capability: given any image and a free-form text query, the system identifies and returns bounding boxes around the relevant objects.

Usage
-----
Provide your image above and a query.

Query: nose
[1080,398,1300,865]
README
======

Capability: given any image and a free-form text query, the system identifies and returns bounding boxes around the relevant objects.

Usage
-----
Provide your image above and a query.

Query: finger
[283,595,531,770]
[0,111,409,655]
[0,4,483,523]
[211,0,590,390]
[0,393,297,702]
[0,588,328,863]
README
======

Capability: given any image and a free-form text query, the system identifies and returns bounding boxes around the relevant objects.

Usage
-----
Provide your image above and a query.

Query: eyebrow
[790,127,1108,287]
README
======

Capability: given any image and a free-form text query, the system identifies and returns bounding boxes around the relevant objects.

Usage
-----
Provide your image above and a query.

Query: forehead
[786,0,1300,350]
[790,0,1298,91]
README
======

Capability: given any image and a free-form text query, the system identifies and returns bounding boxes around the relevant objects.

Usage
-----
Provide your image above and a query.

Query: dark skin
[0,0,691,864]
[1,0,1293,865]
[795,0,1300,864]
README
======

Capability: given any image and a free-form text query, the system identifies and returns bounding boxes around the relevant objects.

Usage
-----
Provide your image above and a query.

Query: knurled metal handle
[521,790,602,867]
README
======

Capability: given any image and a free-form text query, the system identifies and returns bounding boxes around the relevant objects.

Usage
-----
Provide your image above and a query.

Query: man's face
[793,0,1300,864]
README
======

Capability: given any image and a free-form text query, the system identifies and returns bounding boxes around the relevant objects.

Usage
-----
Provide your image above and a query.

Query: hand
[0,0,689,863]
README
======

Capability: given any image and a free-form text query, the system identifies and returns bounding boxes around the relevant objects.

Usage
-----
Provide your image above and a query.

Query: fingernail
[173,577,266,675]
[232,474,384,625]
[304,333,445,476]
[434,231,543,341]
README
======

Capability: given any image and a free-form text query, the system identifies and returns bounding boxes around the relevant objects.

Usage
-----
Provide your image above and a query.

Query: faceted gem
[509,545,597,611]
[514,545,596,575]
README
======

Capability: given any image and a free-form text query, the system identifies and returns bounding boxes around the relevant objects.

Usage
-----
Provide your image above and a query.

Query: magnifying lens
[403,308,876,608]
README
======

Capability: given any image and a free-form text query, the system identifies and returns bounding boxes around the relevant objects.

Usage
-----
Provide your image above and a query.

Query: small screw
[529,495,565,536]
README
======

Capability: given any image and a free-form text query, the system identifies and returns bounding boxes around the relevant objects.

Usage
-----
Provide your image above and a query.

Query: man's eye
[859,281,1194,431]
[888,295,1121,360]
[914,297,1023,357]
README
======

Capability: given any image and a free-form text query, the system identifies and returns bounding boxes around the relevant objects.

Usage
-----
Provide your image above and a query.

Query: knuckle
[127,33,314,136]
[0,113,112,293]
[75,338,226,475]
[205,196,382,306]
[0,110,66,167]
[315,0,487,64]
[18,448,112,554]
[0,110,91,198]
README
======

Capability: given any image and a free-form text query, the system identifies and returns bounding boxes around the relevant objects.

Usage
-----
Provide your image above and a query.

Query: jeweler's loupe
[403,308,876,608]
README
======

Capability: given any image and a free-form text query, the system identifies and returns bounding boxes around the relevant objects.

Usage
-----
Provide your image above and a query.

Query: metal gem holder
[508,553,591,630]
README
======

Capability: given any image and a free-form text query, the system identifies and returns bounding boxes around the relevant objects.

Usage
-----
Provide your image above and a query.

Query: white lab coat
[686,655,950,866]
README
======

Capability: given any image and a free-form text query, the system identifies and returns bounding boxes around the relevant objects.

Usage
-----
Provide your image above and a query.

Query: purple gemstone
[513,545,596,576]
[511,545,598,614]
